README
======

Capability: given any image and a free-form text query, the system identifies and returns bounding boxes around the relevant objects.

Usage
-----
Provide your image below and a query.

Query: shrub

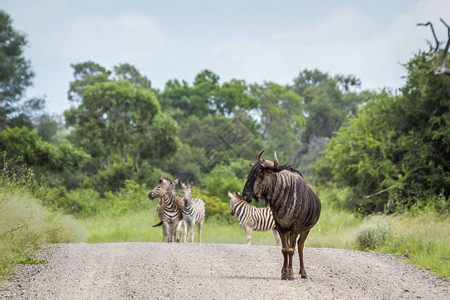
[356,217,390,250]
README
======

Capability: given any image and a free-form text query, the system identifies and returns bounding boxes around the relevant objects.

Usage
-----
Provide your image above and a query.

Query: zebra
[242,151,321,280]
[148,177,184,242]
[228,191,280,245]
[150,197,165,241]
[180,181,205,243]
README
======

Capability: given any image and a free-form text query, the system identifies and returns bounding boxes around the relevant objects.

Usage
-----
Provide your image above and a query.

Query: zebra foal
[180,181,205,243]
[228,191,280,245]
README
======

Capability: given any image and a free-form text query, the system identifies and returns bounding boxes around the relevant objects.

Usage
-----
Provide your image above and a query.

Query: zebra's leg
[244,226,253,245]
[190,220,195,243]
[297,229,310,279]
[183,221,188,243]
[175,221,182,243]
[272,229,280,246]
[162,221,169,242]
[198,221,203,243]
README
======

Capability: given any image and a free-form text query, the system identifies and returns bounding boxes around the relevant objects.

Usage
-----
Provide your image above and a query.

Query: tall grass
[376,212,450,277]
[0,161,85,281]
[0,192,86,280]
[80,210,279,245]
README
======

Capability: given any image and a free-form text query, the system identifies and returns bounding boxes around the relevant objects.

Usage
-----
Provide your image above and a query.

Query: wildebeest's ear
[249,162,255,168]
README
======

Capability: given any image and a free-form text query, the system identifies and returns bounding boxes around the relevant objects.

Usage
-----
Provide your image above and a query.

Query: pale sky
[2,0,449,114]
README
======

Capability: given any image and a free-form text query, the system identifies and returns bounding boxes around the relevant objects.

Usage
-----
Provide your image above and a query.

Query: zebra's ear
[173,178,179,185]
[228,191,233,198]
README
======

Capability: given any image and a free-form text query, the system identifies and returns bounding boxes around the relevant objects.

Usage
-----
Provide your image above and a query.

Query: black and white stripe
[148,177,183,242]
[228,191,279,245]
[180,182,205,243]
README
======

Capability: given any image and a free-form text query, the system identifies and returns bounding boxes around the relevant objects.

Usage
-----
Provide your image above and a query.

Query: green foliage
[203,163,245,200]
[356,217,391,250]
[160,69,258,118]
[318,52,450,214]
[68,61,110,103]
[250,82,305,164]
[0,170,85,280]
[0,127,90,174]
[0,10,34,129]
[95,159,135,193]
[290,69,366,143]
[66,77,179,175]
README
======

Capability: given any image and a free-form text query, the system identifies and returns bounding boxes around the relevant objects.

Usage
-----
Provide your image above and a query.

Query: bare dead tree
[417,18,450,76]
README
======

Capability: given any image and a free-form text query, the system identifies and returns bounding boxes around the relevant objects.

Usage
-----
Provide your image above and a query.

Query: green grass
[0,192,85,280]
[376,212,450,277]
[80,210,280,245]
[80,200,450,277]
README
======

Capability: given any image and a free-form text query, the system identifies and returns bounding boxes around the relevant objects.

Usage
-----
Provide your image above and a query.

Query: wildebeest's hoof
[281,276,288,280]
[301,275,308,279]
[288,277,295,280]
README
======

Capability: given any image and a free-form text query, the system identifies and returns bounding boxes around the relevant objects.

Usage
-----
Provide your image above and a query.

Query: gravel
[0,242,448,299]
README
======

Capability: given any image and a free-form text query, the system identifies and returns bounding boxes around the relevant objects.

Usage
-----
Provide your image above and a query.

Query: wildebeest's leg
[244,225,253,245]
[286,230,298,280]
[297,229,310,279]
[277,228,289,280]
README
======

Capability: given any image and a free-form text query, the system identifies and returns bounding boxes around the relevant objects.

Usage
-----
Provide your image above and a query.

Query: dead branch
[417,18,450,76]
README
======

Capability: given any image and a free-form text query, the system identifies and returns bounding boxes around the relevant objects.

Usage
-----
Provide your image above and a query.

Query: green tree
[67,61,110,103]
[160,69,258,119]
[318,51,450,214]
[0,126,90,173]
[113,63,152,89]
[0,10,35,129]
[65,80,178,172]
[250,82,305,165]
[291,69,365,142]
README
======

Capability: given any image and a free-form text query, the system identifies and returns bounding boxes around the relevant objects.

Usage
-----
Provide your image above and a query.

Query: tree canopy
[0,9,35,129]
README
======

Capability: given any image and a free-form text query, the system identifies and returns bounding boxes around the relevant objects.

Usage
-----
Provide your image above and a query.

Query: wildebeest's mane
[264,164,304,178]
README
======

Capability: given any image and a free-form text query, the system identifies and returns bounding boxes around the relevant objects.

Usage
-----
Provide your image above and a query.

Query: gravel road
[0,242,448,299]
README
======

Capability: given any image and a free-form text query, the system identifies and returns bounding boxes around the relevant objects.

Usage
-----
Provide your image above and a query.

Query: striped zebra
[228,191,280,245]
[180,181,205,243]
[148,177,184,242]
[242,151,321,280]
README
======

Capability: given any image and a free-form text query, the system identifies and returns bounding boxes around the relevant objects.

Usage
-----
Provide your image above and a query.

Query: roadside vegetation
[0,8,448,280]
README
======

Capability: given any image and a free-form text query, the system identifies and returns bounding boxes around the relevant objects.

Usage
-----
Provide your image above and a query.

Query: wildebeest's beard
[242,163,263,203]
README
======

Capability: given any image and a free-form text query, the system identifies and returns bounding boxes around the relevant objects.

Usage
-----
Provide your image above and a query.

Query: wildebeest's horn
[257,150,265,163]
[273,151,279,168]
[249,162,255,168]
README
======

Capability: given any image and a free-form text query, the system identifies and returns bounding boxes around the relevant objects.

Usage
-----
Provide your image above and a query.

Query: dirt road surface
[0,242,448,299]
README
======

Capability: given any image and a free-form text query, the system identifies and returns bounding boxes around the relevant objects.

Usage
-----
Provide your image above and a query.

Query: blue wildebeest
[242,151,321,280]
